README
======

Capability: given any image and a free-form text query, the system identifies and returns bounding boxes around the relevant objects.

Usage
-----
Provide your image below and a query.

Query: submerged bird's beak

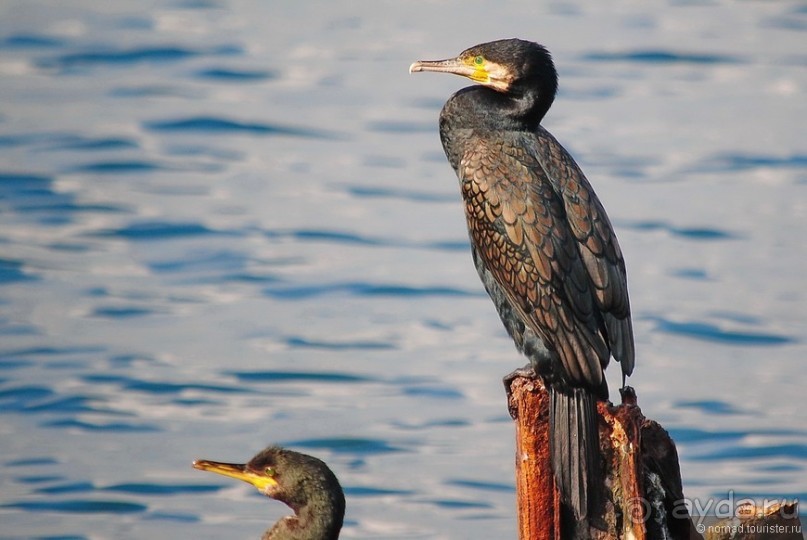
[409,56,512,92]
[193,459,279,495]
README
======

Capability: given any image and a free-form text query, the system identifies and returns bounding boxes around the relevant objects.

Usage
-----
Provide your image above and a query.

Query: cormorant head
[193,445,343,513]
[410,38,558,123]
[194,446,346,538]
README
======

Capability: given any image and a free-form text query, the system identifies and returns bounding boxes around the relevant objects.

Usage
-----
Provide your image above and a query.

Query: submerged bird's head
[410,38,558,125]
[194,445,345,539]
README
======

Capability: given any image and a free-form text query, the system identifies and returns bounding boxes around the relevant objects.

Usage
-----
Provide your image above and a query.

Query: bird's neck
[504,84,553,130]
[297,499,342,539]
[263,494,343,540]
[263,513,341,540]
[446,85,551,132]
[439,85,549,173]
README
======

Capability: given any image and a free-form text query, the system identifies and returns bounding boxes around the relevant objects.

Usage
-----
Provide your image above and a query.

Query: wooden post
[507,376,558,540]
[506,374,806,540]
[507,373,699,538]
[508,375,661,540]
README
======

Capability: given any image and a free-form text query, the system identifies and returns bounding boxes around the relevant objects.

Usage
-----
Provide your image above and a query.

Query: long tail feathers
[549,386,600,521]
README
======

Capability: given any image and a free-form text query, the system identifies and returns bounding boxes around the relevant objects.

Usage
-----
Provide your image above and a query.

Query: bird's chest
[454,139,539,231]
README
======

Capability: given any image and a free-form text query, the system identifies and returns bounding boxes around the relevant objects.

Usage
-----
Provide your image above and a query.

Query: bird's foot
[619,385,637,406]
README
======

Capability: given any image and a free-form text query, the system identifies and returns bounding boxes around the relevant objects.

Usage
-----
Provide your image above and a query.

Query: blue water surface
[0,1,805,538]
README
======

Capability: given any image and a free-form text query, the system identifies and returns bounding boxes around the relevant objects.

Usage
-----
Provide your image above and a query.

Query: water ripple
[0,345,105,359]
[91,221,233,241]
[0,386,118,419]
[29,482,90,494]
[669,427,803,444]
[284,336,396,351]
[29,534,89,540]
[344,486,416,497]
[343,184,456,203]
[144,116,336,139]
[177,0,222,8]
[89,306,157,319]
[194,67,277,81]
[401,385,464,400]
[650,317,795,345]
[264,227,468,252]
[108,85,202,99]
[37,481,220,496]
[106,483,219,495]
[81,374,243,395]
[674,399,743,415]
[37,44,241,70]
[43,136,139,152]
[422,498,494,510]
[145,511,200,523]
[691,153,807,173]
[582,49,743,65]
[24,396,104,415]
[0,171,128,225]
[284,437,405,455]
[228,370,376,384]
[6,457,60,467]
[42,419,159,432]
[0,258,38,284]
[671,268,711,281]
[0,33,66,49]
[0,172,51,195]
[763,12,807,32]
[693,444,807,461]
[2,499,147,514]
[365,120,433,133]
[0,134,46,148]
[621,220,739,240]
[221,272,282,284]
[363,155,407,168]
[392,418,471,430]
[264,281,479,300]
[0,385,55,411]
[147,249,251,274]
[265,228,389,247]
[17,475,66,485]
[445,479,514,493]
[70,160,163,174]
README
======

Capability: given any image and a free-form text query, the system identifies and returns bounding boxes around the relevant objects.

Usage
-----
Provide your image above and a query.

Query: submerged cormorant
[410,39,635,527]
[193,446,344,539]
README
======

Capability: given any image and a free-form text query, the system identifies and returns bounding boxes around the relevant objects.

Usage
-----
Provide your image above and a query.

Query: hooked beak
[409,55,513,92]
[193,459,279,495]
[409,58,477,79]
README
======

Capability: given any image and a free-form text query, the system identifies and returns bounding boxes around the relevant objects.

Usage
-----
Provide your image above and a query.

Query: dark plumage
[411,39,635,526]
[193,446,344,540]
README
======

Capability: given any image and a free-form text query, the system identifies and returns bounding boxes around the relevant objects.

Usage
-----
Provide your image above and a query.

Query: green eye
[474,55,484,65]
[265,467,276,477]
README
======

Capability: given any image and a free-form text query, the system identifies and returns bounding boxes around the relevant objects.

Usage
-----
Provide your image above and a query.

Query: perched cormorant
[193,446,345,540]
[410,39,635,527]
